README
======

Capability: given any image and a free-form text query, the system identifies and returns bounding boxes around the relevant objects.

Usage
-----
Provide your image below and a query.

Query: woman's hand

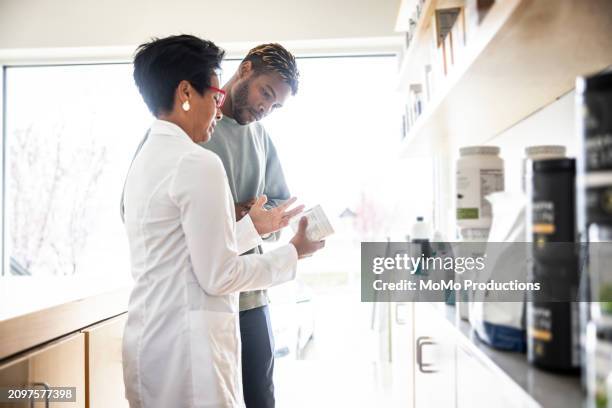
[248,195,304,236]
[290,217,326,259]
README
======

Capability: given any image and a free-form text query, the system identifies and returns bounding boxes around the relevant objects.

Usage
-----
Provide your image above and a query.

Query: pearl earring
[182,100,190,112]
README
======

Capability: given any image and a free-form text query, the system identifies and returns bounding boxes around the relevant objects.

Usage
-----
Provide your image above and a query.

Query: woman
[122,35,323,408]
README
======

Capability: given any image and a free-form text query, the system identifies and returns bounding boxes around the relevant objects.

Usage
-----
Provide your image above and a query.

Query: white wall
[488,90,577,193]
[437,91,578,237]
[0,0,401,51]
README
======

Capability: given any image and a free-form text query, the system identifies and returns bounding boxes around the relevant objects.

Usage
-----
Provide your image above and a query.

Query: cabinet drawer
[0,333,86,408]
[82,314,128,408]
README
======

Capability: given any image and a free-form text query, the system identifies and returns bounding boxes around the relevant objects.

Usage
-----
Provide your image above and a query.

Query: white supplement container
[456,146,504,230]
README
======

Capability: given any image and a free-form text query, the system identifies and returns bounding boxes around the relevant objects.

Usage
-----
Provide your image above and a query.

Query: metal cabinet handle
[29,382,50,408]
[395,303,408,325]
[416,336,438,373]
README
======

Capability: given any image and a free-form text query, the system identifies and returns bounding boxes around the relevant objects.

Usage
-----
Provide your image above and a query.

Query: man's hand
[248,195,304,236]
[235,198,256,221]
[290,217,325,259]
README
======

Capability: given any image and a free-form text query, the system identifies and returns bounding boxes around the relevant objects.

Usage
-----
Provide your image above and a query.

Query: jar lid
[525,145,566,159]
[459,146,500,156]
[577,71,612,93]
[533,158,575,173]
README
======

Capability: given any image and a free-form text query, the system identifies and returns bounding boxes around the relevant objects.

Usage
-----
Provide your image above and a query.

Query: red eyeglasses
[209,86,226,108]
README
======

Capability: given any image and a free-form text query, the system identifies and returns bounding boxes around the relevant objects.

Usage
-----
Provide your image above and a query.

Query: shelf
[396,0,436,86]
[396,0,464,93]
[397,0,612,157]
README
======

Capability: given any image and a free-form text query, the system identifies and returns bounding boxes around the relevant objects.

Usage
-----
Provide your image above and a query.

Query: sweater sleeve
[169,151,297,295]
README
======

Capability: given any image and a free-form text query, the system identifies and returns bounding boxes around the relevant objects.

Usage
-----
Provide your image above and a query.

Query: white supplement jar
[456,146,504,230]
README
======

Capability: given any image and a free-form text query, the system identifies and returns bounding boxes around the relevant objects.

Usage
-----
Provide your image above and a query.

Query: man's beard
[232,80,251,125]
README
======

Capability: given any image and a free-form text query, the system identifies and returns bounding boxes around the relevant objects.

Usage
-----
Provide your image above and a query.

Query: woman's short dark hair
[133,35,225,116]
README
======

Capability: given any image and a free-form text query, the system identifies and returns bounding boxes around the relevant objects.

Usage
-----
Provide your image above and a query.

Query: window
[237,55,435,276]
[2,55,434,284]
[4,63,152,277]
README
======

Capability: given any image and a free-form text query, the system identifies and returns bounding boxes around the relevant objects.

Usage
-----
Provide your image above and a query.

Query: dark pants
[240,305,275,408]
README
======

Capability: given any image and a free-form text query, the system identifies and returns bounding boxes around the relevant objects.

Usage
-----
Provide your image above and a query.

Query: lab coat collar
[150,119,194,143]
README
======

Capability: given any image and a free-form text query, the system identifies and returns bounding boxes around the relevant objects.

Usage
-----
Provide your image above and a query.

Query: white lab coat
[121,120,297,408]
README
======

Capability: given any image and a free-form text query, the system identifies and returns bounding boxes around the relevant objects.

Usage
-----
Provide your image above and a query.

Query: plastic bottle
[411,216,431,241]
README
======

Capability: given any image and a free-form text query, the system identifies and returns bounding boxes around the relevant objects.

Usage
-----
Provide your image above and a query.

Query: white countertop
[0,276,132,321]
[0,276,132,360]
[439,304,584,408]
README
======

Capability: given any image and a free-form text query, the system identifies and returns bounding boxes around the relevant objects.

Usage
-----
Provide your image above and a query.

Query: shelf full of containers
[395,0,612,406]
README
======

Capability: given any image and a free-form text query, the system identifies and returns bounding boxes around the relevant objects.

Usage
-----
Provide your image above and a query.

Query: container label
[529,306,552,344]
[587,185,612,223]
[457,208,478,219]
[480,169,504,218]
[456,167,504,222]
[532,201,555,236]
[586,133,612,171]
[584,91,612,171]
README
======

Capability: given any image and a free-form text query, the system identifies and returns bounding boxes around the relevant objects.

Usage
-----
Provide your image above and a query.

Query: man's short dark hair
[243,43,299,95]
[133,34,225,116]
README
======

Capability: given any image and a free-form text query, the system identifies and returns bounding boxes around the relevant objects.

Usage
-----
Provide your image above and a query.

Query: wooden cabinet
[82,314,128,408]
[0,313,128,408]
[0,333,86,408]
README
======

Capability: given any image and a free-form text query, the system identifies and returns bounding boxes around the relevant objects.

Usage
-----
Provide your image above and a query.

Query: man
[199,43,299,408]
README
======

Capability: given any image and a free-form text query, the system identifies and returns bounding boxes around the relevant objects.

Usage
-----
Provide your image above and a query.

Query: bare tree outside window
[4,64,152,278]
[9,119,107,275]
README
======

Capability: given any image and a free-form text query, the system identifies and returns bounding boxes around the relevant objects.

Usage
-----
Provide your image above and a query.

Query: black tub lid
[577,70,612,92]
[533,158,576,173]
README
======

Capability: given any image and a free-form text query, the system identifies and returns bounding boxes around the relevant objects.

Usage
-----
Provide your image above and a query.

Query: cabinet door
[0,333,86,408]
[413,302,456,408]
[390,302,414,407]
[82,314,128,408]
[456,343,537,408]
